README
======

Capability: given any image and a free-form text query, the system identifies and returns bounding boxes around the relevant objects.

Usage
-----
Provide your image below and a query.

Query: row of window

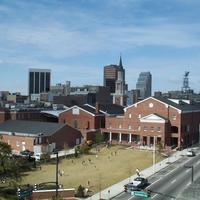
[110,124,161,132]
[127,113,177,120]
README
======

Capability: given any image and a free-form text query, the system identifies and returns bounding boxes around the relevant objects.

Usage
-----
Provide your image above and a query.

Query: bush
[76,185,85,197]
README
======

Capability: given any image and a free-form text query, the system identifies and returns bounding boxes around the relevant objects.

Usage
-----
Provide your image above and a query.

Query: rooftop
[0,120,65,136]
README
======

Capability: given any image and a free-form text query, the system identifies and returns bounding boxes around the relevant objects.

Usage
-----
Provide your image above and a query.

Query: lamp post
[184,165,194,183]
[153,136,156,173]
[53,149,59,198]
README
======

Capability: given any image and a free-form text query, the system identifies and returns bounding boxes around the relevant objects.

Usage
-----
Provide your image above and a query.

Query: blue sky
[0,0,200,95]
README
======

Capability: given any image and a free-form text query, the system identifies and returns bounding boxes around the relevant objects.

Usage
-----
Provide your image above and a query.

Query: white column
[129,134,132,143]
[119,133,122,142]
[109,132,112,141]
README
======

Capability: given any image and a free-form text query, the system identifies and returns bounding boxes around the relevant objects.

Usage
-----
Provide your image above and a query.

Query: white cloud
[0,20,200,60]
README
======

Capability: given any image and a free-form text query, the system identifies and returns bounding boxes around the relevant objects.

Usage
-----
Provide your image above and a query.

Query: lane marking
[127,196,134,200]
[152,194,158,199]
[186,182,191,187]
[197,160,200,165]
[171,179,176,184]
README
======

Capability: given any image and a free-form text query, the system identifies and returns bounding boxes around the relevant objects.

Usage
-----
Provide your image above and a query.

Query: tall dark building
[103,57,125,94]
[28,69,51,96]
[104,57,127,106]
[104,65,119,93]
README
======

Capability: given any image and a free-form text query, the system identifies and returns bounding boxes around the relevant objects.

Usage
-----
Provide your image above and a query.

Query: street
[113,149,200,200]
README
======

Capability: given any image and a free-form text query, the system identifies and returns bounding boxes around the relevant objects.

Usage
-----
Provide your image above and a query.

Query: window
[73,120,78,128]
[109,123,112,128]
[7,140,10,145]
[138,114,141,119]
[185,125,190,133]
[128,113,132,118]
[138,126,141,131]
[144,126,147,131]
[157,127,161,132]
[150,127,154,132]
[149,103,154,108]
[128,125,131,130]
[63,119,66,123]
[119,124,122,129]
[172,114,176,120]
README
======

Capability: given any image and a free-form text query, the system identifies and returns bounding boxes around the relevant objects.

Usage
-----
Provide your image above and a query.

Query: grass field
[20,145,162,193]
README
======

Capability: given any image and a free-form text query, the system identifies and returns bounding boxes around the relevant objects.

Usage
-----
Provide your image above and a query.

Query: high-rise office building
[136,72,152,99]
[28,68,51,96]
[104,64,120,93]
[104,57,127,106]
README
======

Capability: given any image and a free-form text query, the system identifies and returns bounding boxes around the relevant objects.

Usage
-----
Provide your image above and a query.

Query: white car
[32,153,43,161]
[186,150,195,157]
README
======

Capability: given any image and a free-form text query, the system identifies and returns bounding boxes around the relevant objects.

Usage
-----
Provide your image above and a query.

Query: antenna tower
[182,71,190,93]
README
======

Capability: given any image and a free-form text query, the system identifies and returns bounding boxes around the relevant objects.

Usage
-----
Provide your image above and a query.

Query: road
[113,149,200,200]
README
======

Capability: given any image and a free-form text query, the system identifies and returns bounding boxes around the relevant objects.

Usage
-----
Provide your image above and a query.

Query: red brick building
[59,104,105,140]
[0,120,82,154]
[59,103,124,140]
[101,97,200,148]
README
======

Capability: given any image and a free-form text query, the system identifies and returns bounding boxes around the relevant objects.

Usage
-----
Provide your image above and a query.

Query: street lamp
[53,149,59,198]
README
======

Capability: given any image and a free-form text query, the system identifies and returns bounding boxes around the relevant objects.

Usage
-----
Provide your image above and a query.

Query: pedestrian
[136,168,140,177]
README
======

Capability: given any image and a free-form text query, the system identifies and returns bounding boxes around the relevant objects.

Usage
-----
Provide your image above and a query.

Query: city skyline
[0,0,200,95]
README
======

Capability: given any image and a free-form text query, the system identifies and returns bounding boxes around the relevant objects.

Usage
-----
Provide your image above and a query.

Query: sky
[0,0,200,95]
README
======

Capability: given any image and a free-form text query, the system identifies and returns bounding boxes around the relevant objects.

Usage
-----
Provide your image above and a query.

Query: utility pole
[53,149,59,198]
[184,165,194,183]
[153,136,156,173]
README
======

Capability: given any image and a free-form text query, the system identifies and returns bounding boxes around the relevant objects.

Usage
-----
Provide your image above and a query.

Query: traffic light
[124,184,128,192]
[17,188,21,198]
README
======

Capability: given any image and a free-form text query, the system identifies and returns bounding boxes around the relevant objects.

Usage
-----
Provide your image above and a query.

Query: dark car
[124,182,141,193]
[20,150,34,157]
[124,177,148,192]
[134,177,148,188]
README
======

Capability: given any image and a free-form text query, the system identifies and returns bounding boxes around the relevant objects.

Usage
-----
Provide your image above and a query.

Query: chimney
[95,102,100,114]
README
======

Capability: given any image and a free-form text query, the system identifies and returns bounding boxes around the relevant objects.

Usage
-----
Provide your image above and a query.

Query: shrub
[76,185,85,197]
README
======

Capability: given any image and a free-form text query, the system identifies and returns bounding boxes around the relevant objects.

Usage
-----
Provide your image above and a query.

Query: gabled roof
[59,105,104,117]
[0,120,66,137]
[124,96,200,113]
[140,113,168,123]
[59,104,124,116]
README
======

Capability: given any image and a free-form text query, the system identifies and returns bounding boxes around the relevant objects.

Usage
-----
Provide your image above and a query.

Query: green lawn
[20,145,162,193]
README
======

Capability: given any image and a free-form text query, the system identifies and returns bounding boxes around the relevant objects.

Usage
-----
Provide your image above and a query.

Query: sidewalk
[84,148,188,200]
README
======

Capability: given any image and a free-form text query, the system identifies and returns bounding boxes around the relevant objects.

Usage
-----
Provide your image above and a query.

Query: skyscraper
[136,72,152,99]
[28,68,51,96]
[104,64,120,93]
[104,56,127,106]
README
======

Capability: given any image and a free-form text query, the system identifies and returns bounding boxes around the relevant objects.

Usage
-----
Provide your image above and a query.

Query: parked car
[124,177,148,192]
[20,150,34,157]
[186,150,195,157]
[32,153,43,161]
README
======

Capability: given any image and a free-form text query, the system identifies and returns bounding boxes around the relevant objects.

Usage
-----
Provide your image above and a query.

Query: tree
[95,132,105,144]
[76,185,85,197]
[157,142,164,154]
[0,141,12,174]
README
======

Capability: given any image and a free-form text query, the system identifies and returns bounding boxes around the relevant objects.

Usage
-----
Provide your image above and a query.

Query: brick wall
[32,188,76,200]
[48,124,82,149]
[1,134,35,153]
